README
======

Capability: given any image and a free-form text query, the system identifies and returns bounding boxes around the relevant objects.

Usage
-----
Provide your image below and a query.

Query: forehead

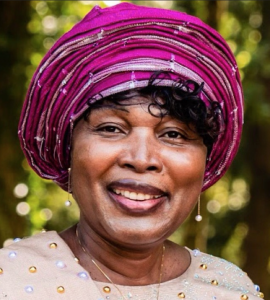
[89,95,167,117]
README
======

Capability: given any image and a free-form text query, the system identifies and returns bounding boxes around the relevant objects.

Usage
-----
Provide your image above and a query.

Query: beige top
[0,231,262,300]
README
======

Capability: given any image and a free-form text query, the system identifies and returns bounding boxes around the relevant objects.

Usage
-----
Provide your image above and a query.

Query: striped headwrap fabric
[18,2,243,192]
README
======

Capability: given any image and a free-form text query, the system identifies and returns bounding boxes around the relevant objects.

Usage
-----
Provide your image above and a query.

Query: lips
[107,179,168,213]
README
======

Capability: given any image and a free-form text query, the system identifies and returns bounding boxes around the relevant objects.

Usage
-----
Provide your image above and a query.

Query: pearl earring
[195,195,202,222]
[65,168,72,207]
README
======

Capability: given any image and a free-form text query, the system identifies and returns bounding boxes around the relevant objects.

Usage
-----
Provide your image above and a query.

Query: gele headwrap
[18,2,243,192]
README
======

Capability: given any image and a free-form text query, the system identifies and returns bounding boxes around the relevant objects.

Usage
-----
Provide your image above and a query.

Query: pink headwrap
[18,3,243,191]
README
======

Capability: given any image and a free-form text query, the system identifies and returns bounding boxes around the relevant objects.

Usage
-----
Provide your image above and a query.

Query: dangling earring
[65,168,72,207]
[195,195,202,222]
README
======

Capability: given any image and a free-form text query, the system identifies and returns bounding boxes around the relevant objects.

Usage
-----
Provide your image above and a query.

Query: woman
[0,2,263,300]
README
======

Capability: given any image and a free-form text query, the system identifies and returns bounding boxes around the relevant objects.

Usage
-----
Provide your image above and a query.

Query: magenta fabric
[18,3,243,191]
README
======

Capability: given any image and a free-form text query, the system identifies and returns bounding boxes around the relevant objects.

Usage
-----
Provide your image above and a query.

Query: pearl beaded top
[0,231,263,300]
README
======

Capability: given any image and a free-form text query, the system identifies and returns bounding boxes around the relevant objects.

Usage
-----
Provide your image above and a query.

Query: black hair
[84,72,223,155]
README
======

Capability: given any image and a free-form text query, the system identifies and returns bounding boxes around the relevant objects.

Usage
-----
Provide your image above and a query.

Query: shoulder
[1,230,60,254]
[0,231,68,266]
[186,248,263,299]
[0,231,83,299]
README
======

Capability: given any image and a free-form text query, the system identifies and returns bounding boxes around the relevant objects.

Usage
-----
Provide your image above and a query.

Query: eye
[98,126,121,133]
[163,131,186,139]
[94,124,126,137]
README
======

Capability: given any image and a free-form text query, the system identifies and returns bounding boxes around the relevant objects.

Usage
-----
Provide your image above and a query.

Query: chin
[102,217,179,248]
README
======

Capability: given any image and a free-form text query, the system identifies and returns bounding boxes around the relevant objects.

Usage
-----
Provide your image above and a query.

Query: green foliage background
[0,0,269,297]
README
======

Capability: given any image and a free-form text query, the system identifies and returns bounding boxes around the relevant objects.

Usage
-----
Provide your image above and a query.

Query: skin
[60,97,207,285]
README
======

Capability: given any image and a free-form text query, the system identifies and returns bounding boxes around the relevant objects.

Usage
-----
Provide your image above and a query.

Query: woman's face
[72,97,207,249]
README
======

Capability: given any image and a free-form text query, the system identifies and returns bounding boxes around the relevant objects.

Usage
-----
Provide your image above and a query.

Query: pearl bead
[195,215,202,222]
[211,280,218,286]
[192,249,201,257]
[254,284,260,292]
[57,286,65,293]
[56,261,66,269]
[240,295,248,300]
[74,257,79,263]
[78,271,88,279]
[25,286,34,293]
[200,264,207,270]
[49,243,57,249]
[103,286,111,293]
[178,292,185,298]
[29,266,37,273]
[8,251,17,258]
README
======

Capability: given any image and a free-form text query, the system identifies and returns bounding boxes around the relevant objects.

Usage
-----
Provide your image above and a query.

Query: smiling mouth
[112,189,162,201]
[107,180,167,213]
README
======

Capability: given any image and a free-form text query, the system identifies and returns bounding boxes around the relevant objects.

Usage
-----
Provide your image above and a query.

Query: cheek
[162,149,206,222]
[71,137,120,194]
[73,138,110,170]
[165,148,206,189]
[71,143,108,216]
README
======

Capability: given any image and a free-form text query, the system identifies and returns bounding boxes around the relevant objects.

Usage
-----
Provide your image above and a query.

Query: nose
[118,130,163,173]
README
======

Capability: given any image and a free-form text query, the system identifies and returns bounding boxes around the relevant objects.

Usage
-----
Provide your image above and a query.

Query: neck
[68,222,166,285]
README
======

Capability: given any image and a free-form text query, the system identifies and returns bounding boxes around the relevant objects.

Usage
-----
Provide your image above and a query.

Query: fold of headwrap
[18,2,243,191]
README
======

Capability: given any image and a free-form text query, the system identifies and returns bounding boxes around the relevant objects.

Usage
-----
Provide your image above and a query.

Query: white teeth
[124,191,130,198]
[112,189,162,200]
[129,192,137,199]
[137,193,145,200]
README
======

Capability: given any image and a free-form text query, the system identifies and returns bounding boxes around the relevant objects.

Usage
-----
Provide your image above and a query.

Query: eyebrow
[90,104,129,113]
